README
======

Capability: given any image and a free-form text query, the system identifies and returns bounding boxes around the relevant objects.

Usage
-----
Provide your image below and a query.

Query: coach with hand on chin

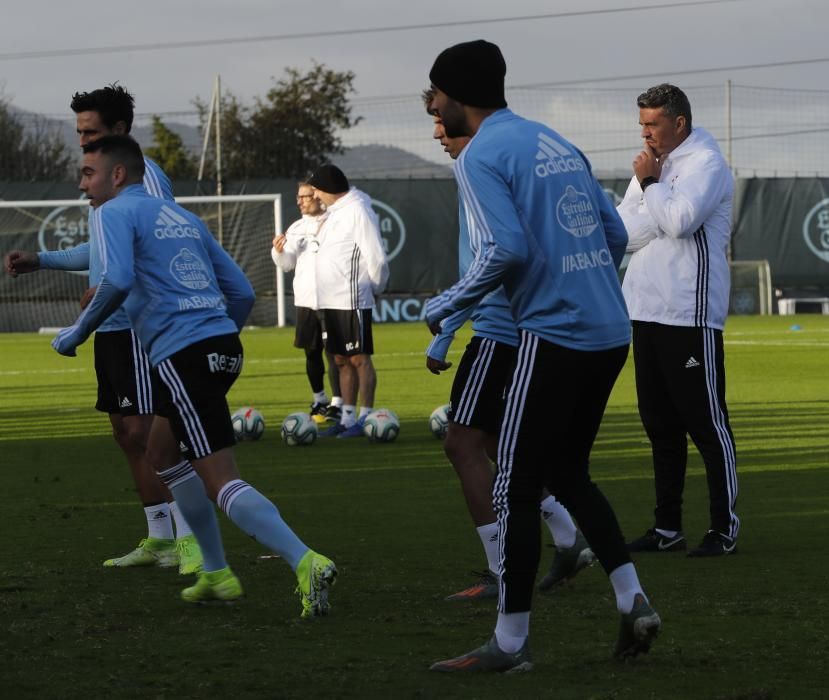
[617,83,739,558]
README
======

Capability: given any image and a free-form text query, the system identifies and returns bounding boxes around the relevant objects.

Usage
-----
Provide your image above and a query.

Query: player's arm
[355,210,389,294]
[52,208,135,357]
[203,228,255,331]
[38,242,92,271]
[424,304,475,373]
[425,157,526,326]
[643,153,732,238]
[5,242,91,276]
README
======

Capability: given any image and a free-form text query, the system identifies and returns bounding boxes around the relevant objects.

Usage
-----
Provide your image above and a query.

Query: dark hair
[83,135,146,180]
[422,87,436,115]
[637,83,692,132]
[71,84,136,132]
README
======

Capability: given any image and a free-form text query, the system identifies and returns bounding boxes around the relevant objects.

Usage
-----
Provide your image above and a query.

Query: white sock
[539,495,577,549]
[609,562,646,613]
[358,406,372,419]
[330,396,343,408]
[476,522,500,575]
[145,503,174,540]
[169,501,193,538]
[313,391,328,404]
[341,405,356,428]
[494,612,530,653]
[655,527,679,537]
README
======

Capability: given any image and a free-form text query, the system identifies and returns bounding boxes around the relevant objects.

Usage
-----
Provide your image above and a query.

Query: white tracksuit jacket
[271,214,326,310]
[618,127,734,330]
[313,188,389,310]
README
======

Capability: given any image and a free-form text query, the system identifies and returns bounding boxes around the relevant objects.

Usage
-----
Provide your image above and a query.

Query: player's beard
[440,100,469,139]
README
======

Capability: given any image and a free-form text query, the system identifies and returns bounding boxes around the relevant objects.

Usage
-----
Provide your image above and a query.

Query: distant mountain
[9,105,450,179]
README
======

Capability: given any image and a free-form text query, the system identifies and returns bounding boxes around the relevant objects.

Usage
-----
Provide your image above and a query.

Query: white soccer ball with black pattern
[429,404,450,440]
[231,406,265,442]
[280,412,318,446]
[363,408,400,443]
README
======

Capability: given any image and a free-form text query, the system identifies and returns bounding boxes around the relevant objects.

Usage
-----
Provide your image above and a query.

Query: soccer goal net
[0,194,285,332]
[729,259,773,315]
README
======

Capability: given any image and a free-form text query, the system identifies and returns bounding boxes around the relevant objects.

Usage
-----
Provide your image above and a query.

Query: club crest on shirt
[169,248,211,290]
[556,186,598,238]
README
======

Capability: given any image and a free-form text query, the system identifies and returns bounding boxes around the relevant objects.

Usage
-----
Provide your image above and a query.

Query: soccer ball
[429,404,450,439]
[231,406,265,442]
[280,412,318,446]
[363,408,400,443]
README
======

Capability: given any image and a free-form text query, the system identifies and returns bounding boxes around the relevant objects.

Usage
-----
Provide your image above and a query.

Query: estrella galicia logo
[170,248,211,290]
[371,199,406,262]
[37,199,90,277]
[802,199,829,264]
[556,186,598,238]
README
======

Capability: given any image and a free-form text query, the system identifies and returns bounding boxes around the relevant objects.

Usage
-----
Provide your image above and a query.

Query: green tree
[0,97,73,181]
[144,115,197,180]
[196,63,361,180]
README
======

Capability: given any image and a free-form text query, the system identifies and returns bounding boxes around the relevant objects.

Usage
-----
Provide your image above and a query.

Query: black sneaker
[627,528,686,553]
[309,402,330,425]
[687,530,736,557]
[614,593,661,660]
[324,404,342,423]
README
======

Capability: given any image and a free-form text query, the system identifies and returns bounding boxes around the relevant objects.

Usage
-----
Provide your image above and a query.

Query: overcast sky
[1,0,826,118]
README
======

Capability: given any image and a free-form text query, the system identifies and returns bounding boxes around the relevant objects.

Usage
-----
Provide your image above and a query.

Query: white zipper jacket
[618,127,734,329]
[271,214,326,310]
[314,188,389,310]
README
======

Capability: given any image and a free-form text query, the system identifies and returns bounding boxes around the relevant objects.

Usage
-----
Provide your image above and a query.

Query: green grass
[1,316,828,699]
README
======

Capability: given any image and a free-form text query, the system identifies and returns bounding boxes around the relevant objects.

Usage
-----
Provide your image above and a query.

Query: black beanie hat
[429,39,507,109]
[308,164,349,194]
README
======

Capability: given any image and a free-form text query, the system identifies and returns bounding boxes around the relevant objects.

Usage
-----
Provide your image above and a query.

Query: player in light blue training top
[3,85,200,574]
[423,98,594,603]
[424,40,660,674]
[52,135,337,616]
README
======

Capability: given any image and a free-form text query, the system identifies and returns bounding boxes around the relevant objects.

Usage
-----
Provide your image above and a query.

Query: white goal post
[0,194,288,332]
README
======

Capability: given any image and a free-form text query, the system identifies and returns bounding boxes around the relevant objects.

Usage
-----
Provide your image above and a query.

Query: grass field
[1,316,828,699]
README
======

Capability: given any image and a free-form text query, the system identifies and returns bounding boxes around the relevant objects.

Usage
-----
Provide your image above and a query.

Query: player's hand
[4,250,40,277]
[633,143,662,184]
[51,329,78,357]
[79,286,97,310]
[426,357,452,375]
[273,234,287,253]
[427,319,442,336]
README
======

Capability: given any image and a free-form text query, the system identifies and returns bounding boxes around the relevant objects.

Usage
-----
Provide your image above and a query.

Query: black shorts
[294,306,323,351]
[94,329,154,416]
[153,334,243,459]
[319,308,374,356]
[448,336,517,434]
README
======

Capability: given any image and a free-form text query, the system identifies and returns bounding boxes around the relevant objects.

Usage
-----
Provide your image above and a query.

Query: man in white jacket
[272,182,343,424]
[307,164,389,438]
[617,84,739,558]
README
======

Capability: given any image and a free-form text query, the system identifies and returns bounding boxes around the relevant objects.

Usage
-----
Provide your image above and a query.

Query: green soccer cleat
[175,534,204,576]
[181,567,243,604]
[614,593,662,660]
[538,531,596,592]
[103,537,177,568]
[295,550,337,618]
[429,636,533,673]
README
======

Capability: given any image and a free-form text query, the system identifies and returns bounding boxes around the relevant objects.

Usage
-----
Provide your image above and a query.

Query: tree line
[0,64,360,182]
